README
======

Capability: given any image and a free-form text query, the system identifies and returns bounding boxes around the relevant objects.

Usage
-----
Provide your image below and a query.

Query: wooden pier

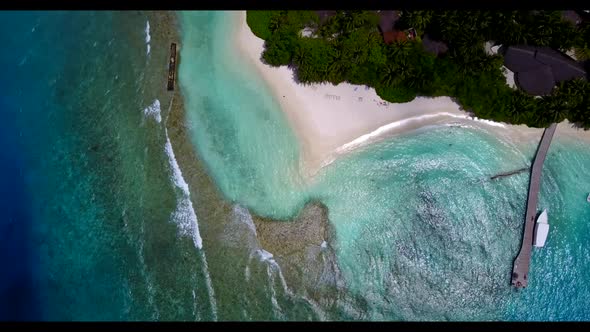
[167,43,177,91]
[511,123,557,288]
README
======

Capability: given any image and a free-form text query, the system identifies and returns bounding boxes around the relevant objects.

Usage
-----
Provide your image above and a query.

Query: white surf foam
[164,128,203,249]
[159,97,216,320]
[268,271,283,319]
[245,265,251,281]
[232,205,257,236]
[145,20,151,55]
[143,99,162,123]
[145,20,151,43]
[256,249,277,264]
[335,112,506,154]
[199,250,218,320]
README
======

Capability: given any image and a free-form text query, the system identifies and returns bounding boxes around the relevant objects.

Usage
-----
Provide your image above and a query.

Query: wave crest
[143,99,161,123]
[164,128,202,249]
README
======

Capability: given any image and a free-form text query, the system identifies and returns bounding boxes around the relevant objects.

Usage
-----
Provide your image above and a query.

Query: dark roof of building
[503,45,540,72]
[422,34,448,56]
[378,10,399,33]
[503,45,587,95]
[515,66,556,96]
[535,48,587,81]
[562,10,582,25]
[383,30,407,44]
[315,11,337,25]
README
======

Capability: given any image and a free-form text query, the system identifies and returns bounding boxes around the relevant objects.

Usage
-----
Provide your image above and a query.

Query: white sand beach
[233,11,590,176]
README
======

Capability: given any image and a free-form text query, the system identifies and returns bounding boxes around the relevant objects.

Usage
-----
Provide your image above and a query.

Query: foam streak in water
[164,128,202,249]
[145,20,151,55]
[143,99,161,123]
[233,204,257,236]
[256,249,275,263]
[199,250,218,320]
[163,95,218,318]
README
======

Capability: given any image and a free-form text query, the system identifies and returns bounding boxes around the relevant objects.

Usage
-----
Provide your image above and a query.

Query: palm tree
[327,58,346,82]
[351,11,369,29]
[402,10,433,35]
[386,41,412,60]
[548,107,567,123]
[476,11,494,33]
[367,29,382,45]
[338,12,355,34]
[380,63,399,86]
[269,15,281,34]
[406,67,429,91]
[293,44,309,67]
[394,57,413,82]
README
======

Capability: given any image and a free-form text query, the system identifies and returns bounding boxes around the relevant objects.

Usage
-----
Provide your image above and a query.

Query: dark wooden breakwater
[490,167,529,181]
[511,123,557,288]
[167,43,177,91]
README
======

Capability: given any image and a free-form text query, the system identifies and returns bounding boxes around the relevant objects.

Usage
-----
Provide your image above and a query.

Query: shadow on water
[0,115,41,321]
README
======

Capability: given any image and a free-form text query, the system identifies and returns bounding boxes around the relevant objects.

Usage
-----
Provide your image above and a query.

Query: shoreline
[142,11,590,320]
[233,11,590,177]
[164,11,343,318]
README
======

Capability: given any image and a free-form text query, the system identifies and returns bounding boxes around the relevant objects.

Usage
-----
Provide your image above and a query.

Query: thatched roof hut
[383,30,407,44]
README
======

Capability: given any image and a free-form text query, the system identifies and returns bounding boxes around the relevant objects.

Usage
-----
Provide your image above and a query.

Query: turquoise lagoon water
[178,12,307,219]
[1,10,589,321]
[178,11,590,320]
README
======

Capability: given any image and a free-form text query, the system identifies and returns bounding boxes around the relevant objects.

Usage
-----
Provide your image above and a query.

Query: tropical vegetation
[246,10,590,129]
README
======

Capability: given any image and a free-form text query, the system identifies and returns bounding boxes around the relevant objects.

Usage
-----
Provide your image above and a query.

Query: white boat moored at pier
[533,209,549,248]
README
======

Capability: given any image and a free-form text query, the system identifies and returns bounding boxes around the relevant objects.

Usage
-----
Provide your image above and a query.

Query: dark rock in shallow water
[252,201,346,305]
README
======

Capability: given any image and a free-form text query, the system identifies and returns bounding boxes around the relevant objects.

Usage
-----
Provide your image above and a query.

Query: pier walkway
[511,123,557,288]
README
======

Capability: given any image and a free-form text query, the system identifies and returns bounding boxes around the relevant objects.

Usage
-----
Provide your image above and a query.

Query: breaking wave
[145,20,151,55]
[143,99,161,123]
[164,127,203,249]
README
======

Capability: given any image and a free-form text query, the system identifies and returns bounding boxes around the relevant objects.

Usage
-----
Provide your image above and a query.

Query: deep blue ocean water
[0,11,216,321]
[0,83,39,320]
[0,12,62,319]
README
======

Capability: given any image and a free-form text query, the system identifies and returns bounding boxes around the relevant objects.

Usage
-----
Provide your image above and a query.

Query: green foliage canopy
[247,10,590,129]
